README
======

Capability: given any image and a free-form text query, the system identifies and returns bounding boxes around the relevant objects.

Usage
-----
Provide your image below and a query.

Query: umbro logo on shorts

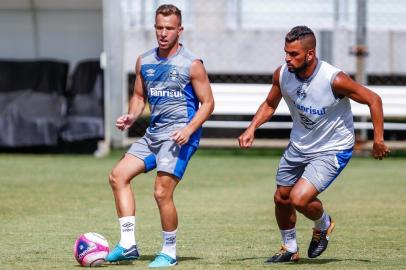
[160,158,170,166]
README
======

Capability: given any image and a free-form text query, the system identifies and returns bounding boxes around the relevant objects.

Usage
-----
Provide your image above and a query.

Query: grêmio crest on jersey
[296,83,308,100]
[169,68,179,81]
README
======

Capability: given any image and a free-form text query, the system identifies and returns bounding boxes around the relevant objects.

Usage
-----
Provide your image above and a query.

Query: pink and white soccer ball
[73,232,109,267]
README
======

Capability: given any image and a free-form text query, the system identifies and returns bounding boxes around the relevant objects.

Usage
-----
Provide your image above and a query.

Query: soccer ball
[73,232,109,267]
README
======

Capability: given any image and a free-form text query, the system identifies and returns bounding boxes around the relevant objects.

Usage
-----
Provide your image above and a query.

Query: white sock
[280,228,297,253]
[314,211,330,231]
[161,229,177,259]
[118,216,136,249]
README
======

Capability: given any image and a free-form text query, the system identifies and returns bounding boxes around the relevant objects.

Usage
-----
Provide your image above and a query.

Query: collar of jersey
[294,59,322,83]
[155,43,183,62]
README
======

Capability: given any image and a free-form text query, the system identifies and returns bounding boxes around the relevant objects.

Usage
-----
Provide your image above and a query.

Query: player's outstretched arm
[238,67,283,148]
[116,56,147,131]
[332,72,390,159]
[171,60,214,145]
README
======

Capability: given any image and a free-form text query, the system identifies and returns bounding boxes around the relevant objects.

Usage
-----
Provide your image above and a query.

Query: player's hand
[171,127,192,145]
[238,128,255,148]
[115,114,136,131]
[372,141,390,160]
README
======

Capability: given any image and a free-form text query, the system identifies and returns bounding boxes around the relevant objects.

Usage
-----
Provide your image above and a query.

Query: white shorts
[276,144,353,192]
[127,135,197,180]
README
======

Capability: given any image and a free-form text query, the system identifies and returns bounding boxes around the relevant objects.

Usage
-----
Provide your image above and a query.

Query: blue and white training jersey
[279,60,355,153]
[140,45,201,147]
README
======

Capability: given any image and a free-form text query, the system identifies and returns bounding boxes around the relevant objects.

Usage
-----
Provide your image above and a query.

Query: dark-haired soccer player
[239,26,389,263]
[106,4,214,268]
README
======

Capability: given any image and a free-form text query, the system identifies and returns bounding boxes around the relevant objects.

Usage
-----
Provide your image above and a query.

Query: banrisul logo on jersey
[293,102,326,116]
[150,87,183,98]
[293,101,326,129]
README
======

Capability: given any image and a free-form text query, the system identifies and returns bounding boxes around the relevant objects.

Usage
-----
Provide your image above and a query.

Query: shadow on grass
[233,257,371,264]
[75,265,109,268]
[99,255,201,264]
[73,255,202,268]
[297,258,371,264]
[137,255,201,262]
[232,256,268,262]
[178,256,202,262]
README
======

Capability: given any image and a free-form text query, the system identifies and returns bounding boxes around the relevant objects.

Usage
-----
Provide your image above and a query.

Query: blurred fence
[122,0,406,76]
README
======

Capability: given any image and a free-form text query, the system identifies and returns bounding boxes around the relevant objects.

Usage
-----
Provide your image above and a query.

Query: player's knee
[274,190,290,206]
[289,194,307,211]
[108,173,118,189]
[154,187,171,204]
[108,170,125,189]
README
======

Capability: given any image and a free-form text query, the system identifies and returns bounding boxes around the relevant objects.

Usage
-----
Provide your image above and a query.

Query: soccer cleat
[265,245,300,263]
[308,217,335,258]
[106,244,140,263]
[148,252,178,268]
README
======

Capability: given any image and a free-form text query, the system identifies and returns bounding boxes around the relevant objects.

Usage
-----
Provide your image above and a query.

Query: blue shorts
[276,144,353,192]
[127,135,197,180]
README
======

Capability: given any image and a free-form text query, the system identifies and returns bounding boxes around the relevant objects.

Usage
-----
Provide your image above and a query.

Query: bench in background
[201,84,406,149]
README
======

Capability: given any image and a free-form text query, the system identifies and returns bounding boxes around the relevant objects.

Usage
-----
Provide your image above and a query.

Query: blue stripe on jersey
[149,114,161,128]
[141,63,186,82]
[183,82,199,120]
[141,64,172,82]
[183,82,201,146]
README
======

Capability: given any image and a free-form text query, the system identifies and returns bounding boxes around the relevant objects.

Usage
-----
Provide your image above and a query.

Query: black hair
[285,26,316,48]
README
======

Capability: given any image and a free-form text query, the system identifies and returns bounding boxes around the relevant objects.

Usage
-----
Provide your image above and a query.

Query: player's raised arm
[171,60,214,145]
[238,66,283,148]
[115,56,147,131]
[332,72,390,159]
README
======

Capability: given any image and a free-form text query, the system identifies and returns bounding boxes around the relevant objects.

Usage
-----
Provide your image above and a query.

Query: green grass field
[1,149,405,270]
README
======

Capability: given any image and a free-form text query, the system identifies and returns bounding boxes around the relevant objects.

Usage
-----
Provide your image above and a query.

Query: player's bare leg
[274,186,297,229]
[149,172,179,267]
[266,186,299,263]
[289,178,322,219]
[106,154,145,263]
[290,178,335,259]
[154,172,179,231]
[109,154,145,217]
